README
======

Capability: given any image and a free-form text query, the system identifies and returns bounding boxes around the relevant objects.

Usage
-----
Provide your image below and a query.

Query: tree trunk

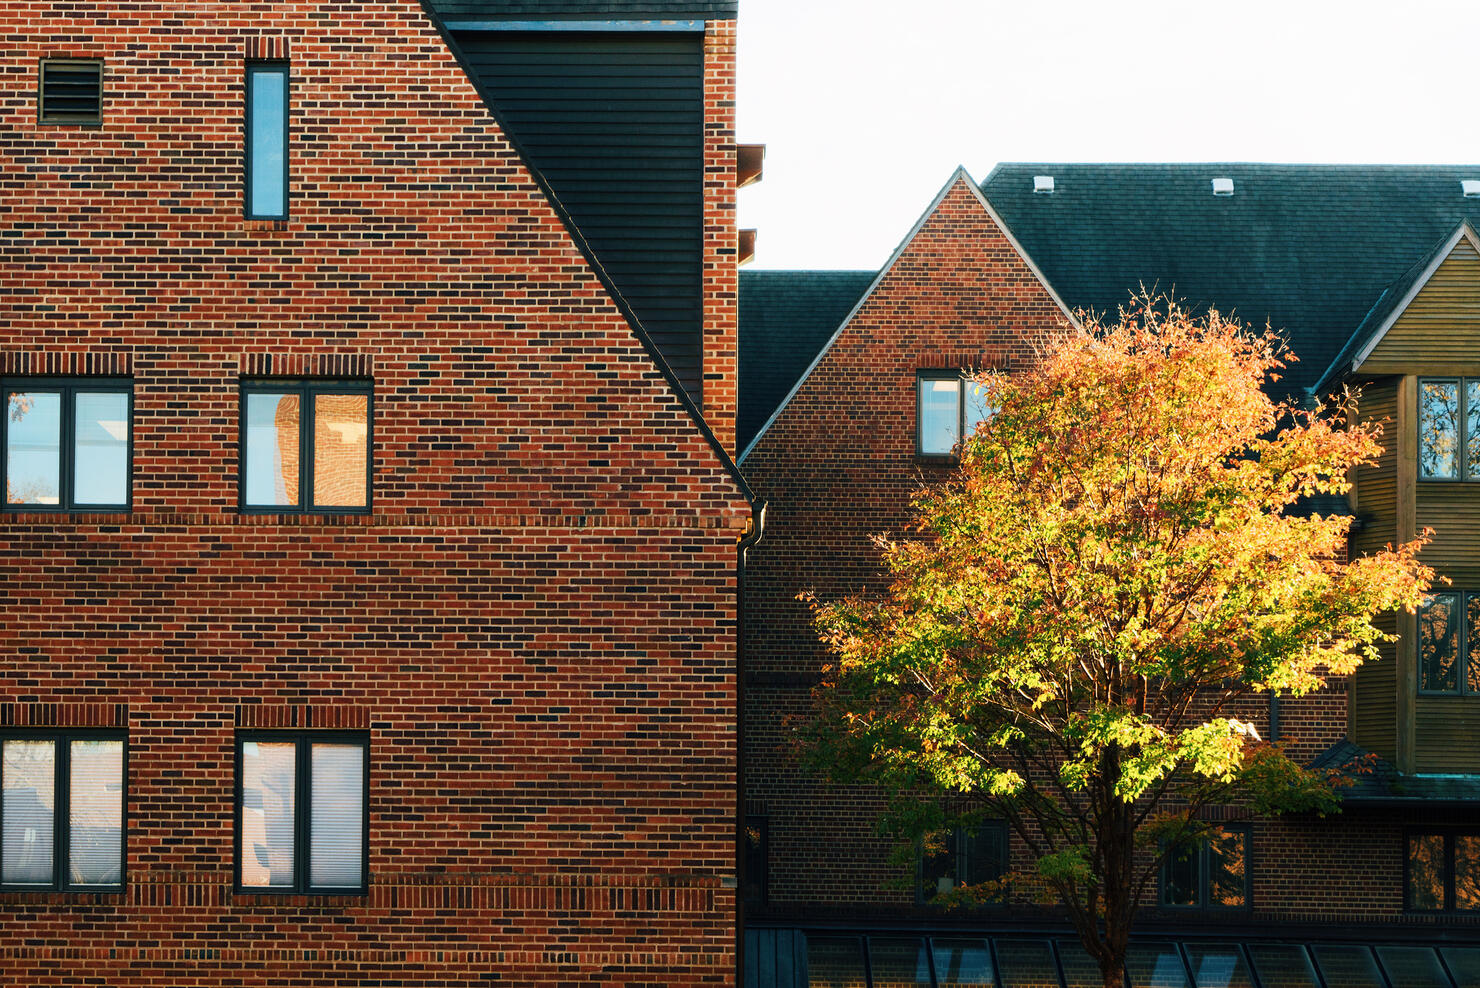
[1099,958,1126,988]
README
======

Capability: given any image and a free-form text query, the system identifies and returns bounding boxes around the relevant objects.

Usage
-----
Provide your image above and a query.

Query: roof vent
[1033,175,1055,195]
[1211,177,1235,197]
[1463,180,1480,198]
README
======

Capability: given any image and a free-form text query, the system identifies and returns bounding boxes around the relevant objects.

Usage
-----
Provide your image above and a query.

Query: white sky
[735,0,1480,270]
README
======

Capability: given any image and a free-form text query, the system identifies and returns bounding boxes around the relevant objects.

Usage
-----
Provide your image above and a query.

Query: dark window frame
[1404,827,1480,913]
[1158,823,1252,911]
[916,370,993,461]
[0,729,128,893]
[238,379,373,515]
[1417,376,1478,483]
[2,376,133,514]
[244,61,290,220]
[915,819,1009,906]
[1417,590,1478,697]
[38,58,104,126]
[233,730,370,896]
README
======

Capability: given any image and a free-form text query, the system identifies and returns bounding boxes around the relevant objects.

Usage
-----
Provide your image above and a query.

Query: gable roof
[737,168,1076,463]
[981,163,1480,397]
[427,0,735,20]
[737,270,875,452]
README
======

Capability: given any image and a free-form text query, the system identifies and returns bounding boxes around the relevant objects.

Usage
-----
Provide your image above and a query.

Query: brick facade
[0,3,749,985]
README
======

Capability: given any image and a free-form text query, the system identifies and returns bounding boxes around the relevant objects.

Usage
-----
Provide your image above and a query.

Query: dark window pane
[964,822,1008,887]
[1056,940,1106,988]
[1408,832,1446,909]
[1374,946,1450,988]
[1420,594,1461,693]
[1161,839,1199,906]
[1468,381,1480,480]
[1206,829,1248,907]
[1469,595,1480,694]
[1420,380,1460,479]
[68,739,123,887]
[2,739,55,884]
[1440,947,1480,987]
[1127,942,1190,988]
[806,935,866,988]
[869,937,932,988]
[919,376,960,455]
[72,391,129,505]
[1310,945,1385,988]
[742,816,767,907]
[932,938,996,987]
[248,66,287,217]
[245,392,300,506]
[1247,945,1321,988]
[1183,943,1254,988]
[920,829,954,900]
[6,390,61,506]
[994,939,1058,988]
[239,740,296,888]
[309,743,363,889]
[312,393,368,508]
[1456,834,1480,911]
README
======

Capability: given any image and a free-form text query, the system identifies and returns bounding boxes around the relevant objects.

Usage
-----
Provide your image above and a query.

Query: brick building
[738,166,1480,986]
[0,1,761,984]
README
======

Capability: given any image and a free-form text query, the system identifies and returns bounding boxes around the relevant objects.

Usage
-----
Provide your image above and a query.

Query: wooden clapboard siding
[1349,381,1400,761]
[1416,695,1480,771]
[1364,237,1480,373]
[1351,614,1397,761]
[1416,482,1480,587]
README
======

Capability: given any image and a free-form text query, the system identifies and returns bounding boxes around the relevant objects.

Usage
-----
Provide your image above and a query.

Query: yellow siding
[1351,620,1396,761]
[1416,484,1480,588]
[1348,383,1399,761]
[1364,238,1480,373]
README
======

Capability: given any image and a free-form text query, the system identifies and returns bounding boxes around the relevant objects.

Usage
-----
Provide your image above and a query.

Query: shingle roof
[738,270,875,451]
[980,164,1480,396]
[426,0,736,19]
[1312,739,1480,805]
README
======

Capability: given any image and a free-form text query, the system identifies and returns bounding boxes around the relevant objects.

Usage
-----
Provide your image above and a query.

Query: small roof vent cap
[1033,175,1054,195]
[1211,177,1235,196]
[1462,180,1480,198]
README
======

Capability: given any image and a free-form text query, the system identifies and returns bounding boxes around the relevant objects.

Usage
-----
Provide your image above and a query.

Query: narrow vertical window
[1418,379,1462,480]
[1419,592,1468,694]
[246,63,288,219]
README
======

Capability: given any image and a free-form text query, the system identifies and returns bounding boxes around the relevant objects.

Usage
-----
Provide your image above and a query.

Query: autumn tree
[806,299,1431,988]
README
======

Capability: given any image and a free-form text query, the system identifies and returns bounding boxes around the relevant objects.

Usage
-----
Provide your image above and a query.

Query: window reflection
[919,377,960,455]
[245,393,300,506]
[993,939,1057,988]
[868,937,932,988]
[239,741,296,888]
[68,739,123,887]
[1456,834,1480,911]
[5,391,61,505]
[1419,380,1460,479]
[1,740,55,885]
[73,391,129,505]
[1469,382,1480,479]
[312,393,367,508]
[931,938,995,987]
[248,65,287,218]
[1419,594,1460,693]
[806,936,867,988]
[1309,945,1385,988]
[1408,832,1445,910]
[1182,943,1255,988]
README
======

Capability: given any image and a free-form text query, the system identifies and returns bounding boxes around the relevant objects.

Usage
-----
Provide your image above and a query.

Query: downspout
[735,498,767,988]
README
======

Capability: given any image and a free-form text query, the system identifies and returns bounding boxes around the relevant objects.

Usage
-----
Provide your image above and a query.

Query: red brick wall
[740,175,1071,910]
[702,18,739,456]
[0,3,748,984]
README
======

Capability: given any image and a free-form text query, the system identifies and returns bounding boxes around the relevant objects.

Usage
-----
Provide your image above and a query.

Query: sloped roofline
[414,1,753,501]
[1313,220,1480,395]
[737,166,1078,464]
[1349,221,1480,367]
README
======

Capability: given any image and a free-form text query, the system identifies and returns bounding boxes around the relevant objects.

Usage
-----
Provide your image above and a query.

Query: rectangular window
[742,815,767,907]
[917,820,1008,904]
[1159,824,1249,909]
[917,371,996,457]
[39,59,103,125]
[1406,829,1480,912]
[240,380,371,513]
[1418,592,1480,695]
[236,732,368,894]
[1,732,125,891]
[3,378,131,511]
[246,62,289,219]
[1418,378,1480,481]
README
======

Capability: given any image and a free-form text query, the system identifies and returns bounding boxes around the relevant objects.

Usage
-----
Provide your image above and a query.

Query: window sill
[914,454,959,468]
